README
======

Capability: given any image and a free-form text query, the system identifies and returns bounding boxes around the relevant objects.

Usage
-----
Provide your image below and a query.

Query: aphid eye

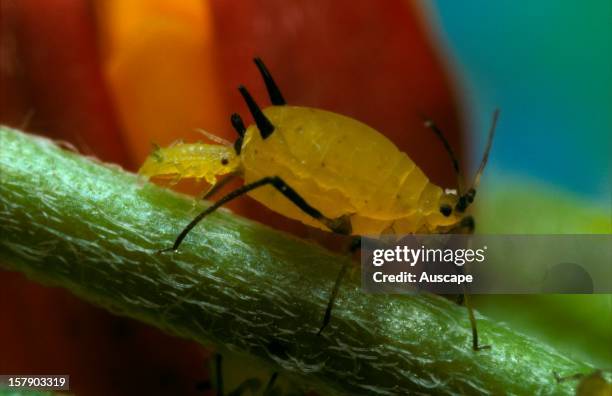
[439,204,452,217]
[221,158,229,166]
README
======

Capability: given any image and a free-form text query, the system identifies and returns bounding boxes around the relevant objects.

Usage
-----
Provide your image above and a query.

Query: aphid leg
[460,260,489,351]
[453,221,489,351]
[464,294,490,351]
[349,235,362,253]
[450,215,475,234]
[318,261,350,335]
[317,237,360,335]
[214,353,223,396]
[195,353,225,395]
[160,176,350,252]
[228,376,263,395]
[262,372,279,396]
[464,254,488,353]
[199,173,238,201]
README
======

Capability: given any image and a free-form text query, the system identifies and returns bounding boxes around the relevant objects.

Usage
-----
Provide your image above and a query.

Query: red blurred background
[0,1,464,394]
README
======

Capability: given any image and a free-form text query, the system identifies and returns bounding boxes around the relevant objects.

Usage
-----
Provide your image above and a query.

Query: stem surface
[0,127,590,395]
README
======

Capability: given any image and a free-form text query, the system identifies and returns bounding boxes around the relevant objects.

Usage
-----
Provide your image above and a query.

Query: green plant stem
[0,127,591,395]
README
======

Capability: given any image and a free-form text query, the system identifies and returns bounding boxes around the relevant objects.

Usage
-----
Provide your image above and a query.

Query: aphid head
[430,189,464,228]
[429,190,473,233]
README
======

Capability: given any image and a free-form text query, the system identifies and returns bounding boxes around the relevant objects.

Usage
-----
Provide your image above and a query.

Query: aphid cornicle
[139,58,499,349]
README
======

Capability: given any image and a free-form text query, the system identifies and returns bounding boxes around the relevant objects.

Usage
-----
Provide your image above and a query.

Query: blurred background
[432,1,611,202]
[1,0,610,395]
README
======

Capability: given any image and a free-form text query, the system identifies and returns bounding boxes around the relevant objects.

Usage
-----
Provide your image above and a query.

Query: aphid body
[240,106,460,235]
[140,82,481,236]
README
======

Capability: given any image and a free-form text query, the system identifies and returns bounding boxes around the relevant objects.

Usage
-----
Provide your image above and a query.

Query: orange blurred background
[0,1,464,394]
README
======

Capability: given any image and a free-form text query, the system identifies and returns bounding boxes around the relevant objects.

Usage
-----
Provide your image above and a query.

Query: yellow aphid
[140,57,499,343]
[240,105,460,235]
[139,142,239,184]
[139,58,498,240]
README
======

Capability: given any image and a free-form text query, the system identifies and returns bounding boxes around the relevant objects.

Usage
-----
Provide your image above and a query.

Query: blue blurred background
[428,1,612,367]
[430,1,611,204]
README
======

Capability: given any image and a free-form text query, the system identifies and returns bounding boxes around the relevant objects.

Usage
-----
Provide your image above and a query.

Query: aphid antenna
[456,109,500,211]
[168,138,185,147]
[420,113,465,195]
[469,109,499,193]
[194,128,232,146]
[253,57,286,105]
[238,85,275,139]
